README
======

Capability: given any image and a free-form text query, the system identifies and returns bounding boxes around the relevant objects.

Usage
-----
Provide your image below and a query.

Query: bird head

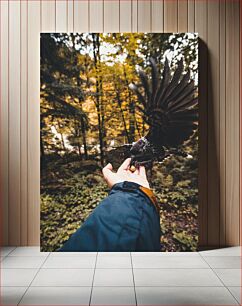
[129,137,157,168]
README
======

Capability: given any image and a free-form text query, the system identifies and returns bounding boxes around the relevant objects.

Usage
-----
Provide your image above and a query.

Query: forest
[40,32,198,252]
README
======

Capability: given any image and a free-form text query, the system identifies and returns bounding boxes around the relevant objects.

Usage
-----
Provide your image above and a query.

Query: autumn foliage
[40,33,198,252]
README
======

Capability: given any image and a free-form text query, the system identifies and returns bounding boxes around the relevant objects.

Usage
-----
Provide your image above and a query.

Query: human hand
[102,158,150,189]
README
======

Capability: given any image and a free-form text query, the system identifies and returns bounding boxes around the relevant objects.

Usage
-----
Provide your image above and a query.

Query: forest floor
[40,156,198,252]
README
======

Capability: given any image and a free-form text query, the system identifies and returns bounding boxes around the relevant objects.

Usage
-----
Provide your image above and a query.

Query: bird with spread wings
[106,56,198,171]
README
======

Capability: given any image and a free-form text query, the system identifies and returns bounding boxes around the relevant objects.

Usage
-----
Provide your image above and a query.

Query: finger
[103,162,113,171]
[139,166,147,178]
[102,163,118,188]
[133,168,139,175]
[118,158,131,172]
[102,163,113,178]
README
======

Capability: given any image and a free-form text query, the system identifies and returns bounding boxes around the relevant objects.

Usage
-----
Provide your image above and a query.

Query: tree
[40,33,89,161]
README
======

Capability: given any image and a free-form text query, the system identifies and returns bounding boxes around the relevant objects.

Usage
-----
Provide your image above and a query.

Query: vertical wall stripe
[131,0,138,33]
[9,0,21,245]
[20,0,28,245]
[67,0,74,32]
[225,0,240,245]
[41,0,55,33]
[178,0,188,32]
[195,0,208,246]
[151,0,164,33]
[56,0,67,32]
[239,1,242,245]
[104,1,119,32]
[74,0,89,32]
[120,0,132,32]
[219,0,226,247]
[27,0,40,245]
[188,0,195,33]
[138,0,151,32]
[0,0,9,245]
[207,0,220,246]
[90,0,104,32]
[164,0,178,33]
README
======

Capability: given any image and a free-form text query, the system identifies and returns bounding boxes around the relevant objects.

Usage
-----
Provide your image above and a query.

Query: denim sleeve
[58,181,161,252]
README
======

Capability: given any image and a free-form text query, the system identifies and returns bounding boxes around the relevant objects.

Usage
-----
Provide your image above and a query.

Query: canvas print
[40,33,198,252]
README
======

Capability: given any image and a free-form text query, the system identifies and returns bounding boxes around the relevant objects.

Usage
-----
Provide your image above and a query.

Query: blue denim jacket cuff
[109,181,160,214]
[109,181,141,193]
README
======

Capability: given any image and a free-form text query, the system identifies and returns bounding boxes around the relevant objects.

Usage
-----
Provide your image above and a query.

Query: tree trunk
[75,124,82,160]
[123,65,136,142]
[57,120,67,152]
[70,33,88,159]
[80,118,88,159]
[76,80,88,159]
[92,33,104,166]
[40,125,46,169]
[114,81,131,143]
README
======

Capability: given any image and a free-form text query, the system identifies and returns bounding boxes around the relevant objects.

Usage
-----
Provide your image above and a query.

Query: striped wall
[0,0,240,247]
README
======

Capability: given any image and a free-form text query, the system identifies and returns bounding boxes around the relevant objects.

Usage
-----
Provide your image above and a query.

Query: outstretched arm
[58,158,160,252]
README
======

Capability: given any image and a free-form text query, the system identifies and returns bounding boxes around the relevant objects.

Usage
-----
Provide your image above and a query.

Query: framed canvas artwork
[40,33,198,252]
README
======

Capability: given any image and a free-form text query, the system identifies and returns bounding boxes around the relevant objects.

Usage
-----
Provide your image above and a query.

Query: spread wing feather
[157,58,184,108]
[166,70,191,103]
[129,56,198,148]
[154,57,171,106]
[138,69,151,106]
[129,83,147,107]
[150,57,159,105]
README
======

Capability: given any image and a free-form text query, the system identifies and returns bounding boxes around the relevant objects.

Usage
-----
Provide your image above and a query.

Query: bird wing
[129,56,198,148]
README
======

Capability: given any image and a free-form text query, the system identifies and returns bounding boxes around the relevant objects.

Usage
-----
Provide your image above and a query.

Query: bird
[106,56,198,171]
